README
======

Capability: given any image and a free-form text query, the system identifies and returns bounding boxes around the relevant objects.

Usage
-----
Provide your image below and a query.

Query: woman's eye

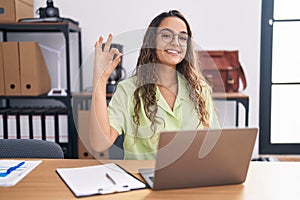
[179,36,188,41]
[162,34,172,39]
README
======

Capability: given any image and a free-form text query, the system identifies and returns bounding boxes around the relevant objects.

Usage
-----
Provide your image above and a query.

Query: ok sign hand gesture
[93,34,122,88]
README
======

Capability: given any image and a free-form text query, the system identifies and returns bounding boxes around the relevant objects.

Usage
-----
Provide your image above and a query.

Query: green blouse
[108,74,220,160]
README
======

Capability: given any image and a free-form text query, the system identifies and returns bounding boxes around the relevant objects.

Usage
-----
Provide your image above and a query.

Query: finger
[103,34,113,52]
[97,36,104,50]
[95,36,103,53]
[110,48,120,57]
[98,36,104,44]
[111,53,122,69]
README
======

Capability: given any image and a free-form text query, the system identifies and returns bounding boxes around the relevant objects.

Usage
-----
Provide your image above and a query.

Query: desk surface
[1,159,299,200]
[212,92,249,99]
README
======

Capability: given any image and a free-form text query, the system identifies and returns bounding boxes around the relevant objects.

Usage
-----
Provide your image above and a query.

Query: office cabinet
[0,22,82,158]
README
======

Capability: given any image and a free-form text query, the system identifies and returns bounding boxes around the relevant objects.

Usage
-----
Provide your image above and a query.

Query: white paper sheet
[56,163,146,197]
[0,160,42,187]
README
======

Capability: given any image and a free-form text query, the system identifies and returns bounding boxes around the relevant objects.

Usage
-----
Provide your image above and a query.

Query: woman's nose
[170,35,180,46]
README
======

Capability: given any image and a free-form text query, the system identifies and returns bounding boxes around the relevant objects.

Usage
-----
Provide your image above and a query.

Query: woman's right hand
[89,34,121,152]
[93,34,122,87]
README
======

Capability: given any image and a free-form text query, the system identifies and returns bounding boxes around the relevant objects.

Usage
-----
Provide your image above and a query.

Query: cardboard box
[0,0,33,22]
[77,110,109,159]
[19,42,51,96]
[0,43,5,95]
[2,42,21,96]
[1,41,51,96]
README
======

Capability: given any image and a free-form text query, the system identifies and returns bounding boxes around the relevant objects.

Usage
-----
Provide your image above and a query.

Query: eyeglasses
[157,28,189,47]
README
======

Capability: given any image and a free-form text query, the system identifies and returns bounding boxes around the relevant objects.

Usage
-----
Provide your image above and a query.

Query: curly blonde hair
[133,10,210,136]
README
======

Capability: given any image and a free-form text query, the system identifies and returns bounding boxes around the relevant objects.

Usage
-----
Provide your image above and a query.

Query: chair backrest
[0,139,64,159]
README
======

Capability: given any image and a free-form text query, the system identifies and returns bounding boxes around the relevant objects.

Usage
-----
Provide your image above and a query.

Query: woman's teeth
[166,49,179,54]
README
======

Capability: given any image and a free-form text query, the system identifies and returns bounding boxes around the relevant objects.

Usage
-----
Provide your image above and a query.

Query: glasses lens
[178,33,188,46]
[160,30,173,43]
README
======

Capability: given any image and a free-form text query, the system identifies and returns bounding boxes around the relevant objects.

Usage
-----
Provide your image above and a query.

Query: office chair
[0,139,64,158]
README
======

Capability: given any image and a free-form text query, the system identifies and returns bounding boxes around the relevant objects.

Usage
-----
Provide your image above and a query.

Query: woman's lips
[165,49,180,55]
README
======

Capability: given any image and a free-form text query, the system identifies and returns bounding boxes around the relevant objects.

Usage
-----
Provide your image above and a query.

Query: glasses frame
[157,28,189,47]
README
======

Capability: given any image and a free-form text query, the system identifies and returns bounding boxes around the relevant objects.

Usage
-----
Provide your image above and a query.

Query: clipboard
[56,163,146,197]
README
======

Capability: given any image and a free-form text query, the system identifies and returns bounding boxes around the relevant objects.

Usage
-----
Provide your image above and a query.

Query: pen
[97,172,131,194]
[106,173,117,185]
[98,173,129,194]
[105,173,129,189]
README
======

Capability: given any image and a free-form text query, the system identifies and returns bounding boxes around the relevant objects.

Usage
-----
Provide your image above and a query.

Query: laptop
[139,128,258,190]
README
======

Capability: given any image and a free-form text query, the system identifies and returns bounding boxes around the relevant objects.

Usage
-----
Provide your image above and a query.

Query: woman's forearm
[89,77,118,152]
[88,35,121,152]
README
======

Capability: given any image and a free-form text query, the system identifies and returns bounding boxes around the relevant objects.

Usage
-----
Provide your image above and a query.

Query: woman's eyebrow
[159,27,173,32]
[160,28,188,35]
[180,31,188,35]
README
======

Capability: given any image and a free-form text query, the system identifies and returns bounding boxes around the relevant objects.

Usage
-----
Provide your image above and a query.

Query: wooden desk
[1,159,300,200]
[213,92,249,127]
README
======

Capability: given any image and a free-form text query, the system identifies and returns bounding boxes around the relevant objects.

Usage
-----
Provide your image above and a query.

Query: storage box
[19,42,51,96]
[0,43,4,95]
[0,41,51,96]
[0,0,33,22]
[2,42,21,96]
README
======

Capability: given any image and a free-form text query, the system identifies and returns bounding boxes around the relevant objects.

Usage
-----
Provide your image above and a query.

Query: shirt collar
[176,73,190,102]
[155,73,191,116]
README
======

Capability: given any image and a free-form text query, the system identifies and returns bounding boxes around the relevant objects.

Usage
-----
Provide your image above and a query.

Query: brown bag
[197,50,247,93]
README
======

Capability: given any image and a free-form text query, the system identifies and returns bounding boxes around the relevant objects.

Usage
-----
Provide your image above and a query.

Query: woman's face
[156,17,188,69]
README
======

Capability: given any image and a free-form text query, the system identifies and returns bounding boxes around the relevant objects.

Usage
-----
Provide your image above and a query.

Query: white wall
[34,0,262,156]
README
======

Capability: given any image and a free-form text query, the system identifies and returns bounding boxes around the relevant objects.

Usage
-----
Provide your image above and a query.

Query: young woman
[89,10,220,160]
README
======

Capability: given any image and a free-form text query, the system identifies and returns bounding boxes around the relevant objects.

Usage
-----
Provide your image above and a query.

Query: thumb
[111,53,122,69]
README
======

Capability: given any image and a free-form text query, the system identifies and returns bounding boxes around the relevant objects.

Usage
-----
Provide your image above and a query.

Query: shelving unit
[0,22,82,158]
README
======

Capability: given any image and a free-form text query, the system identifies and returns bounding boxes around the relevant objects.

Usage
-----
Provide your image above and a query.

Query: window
[260,0,300,154]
